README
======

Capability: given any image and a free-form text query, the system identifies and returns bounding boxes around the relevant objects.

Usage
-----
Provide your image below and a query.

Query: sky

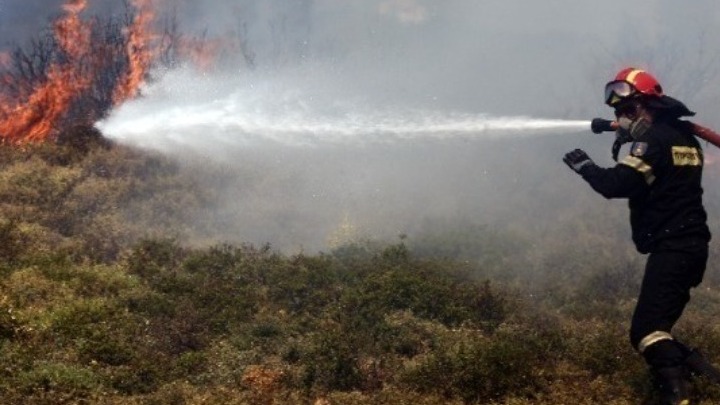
[3,0,720,252]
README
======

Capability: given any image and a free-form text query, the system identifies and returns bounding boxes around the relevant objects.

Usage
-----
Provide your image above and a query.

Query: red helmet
[604,68,664,107]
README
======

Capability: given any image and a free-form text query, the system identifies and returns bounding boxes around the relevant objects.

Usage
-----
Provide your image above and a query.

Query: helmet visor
[604,80,635,106]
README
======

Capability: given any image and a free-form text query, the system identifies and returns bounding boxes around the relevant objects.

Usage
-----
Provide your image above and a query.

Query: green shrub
[47,297,150,368]
[49,298,119,337]
[15,361,102,397]
[176,350,208,377]
[0,299,18,339]
[4,265,76,314]
[337,258,507,331]
[121,287,175,317]
[194,340,257,386]
[401,326,550,403]
[382,310,447,358]
[300,323,366,392]
[126,238,185,280]
[264,253,341,316]
[0,220,28,266]
[109,362,160,395]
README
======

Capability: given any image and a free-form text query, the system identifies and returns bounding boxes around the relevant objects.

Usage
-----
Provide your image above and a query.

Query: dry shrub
[562,318,642,379]
[241,365,286,405]
[324,387,463,405]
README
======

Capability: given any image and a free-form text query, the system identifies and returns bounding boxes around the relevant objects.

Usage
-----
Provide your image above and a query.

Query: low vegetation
[1,130,720,404]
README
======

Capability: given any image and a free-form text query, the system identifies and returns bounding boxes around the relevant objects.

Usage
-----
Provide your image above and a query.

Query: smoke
[98,0,720,252]
[98,67,588,150]
[8,0,720,252]
[96,62,595,252]
[5,1,720,117]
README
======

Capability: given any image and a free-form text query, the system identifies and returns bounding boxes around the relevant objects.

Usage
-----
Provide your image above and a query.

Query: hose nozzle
[591,118,618,134]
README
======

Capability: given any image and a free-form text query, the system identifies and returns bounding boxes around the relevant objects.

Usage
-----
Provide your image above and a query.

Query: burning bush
[0,0,154,144]
[0,0,234,146]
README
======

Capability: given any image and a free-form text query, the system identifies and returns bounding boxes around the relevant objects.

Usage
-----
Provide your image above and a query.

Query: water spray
[94,66,594,151]
[98,108,590,149]
[590,118,720,148]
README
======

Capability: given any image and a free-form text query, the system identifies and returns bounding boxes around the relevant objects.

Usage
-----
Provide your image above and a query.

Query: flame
[56,0,92,59]
[0,0,92,144]
[178,37,226,71]
[0,52,10,68]
[112,0,157,105]
[0,0,232,145]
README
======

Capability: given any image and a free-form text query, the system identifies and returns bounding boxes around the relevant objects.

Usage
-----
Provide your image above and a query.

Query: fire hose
[591,118,720,149]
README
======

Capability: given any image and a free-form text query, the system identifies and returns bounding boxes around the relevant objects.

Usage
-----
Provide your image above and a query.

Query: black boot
[684,348,720,384]
[653,366,691,405]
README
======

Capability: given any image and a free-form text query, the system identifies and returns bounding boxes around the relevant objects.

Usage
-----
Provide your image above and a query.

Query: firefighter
[563,67,720,405]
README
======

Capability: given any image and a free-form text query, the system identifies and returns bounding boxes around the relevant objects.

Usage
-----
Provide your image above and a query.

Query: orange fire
[0,0,160,144]
[0,0,92,144]
[0,52,10,68]
[178,37,228,71]
[112,0,157,105]
[55,0,92,60]
[0,0,232,145]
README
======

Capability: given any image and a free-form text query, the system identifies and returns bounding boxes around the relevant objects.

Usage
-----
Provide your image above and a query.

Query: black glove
[563,149,594,174]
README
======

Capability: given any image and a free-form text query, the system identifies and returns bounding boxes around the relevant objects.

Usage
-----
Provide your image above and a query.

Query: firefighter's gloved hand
[618,116,651,140]
[563,149,594,174]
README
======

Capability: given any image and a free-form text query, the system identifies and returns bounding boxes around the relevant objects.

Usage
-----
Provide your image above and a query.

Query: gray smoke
[5,0,720,252]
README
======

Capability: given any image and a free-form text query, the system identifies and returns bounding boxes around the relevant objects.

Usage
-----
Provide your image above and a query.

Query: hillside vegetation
[2,129,720,404]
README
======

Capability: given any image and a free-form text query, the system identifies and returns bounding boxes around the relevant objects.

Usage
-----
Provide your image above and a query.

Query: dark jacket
[579,120,711,253]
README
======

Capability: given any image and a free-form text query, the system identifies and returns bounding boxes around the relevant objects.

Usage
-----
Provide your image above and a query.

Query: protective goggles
[604,80,635,106]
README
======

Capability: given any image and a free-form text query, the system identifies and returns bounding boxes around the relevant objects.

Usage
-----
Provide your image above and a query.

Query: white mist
[95,65,591,253]
[97,66,588,153]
